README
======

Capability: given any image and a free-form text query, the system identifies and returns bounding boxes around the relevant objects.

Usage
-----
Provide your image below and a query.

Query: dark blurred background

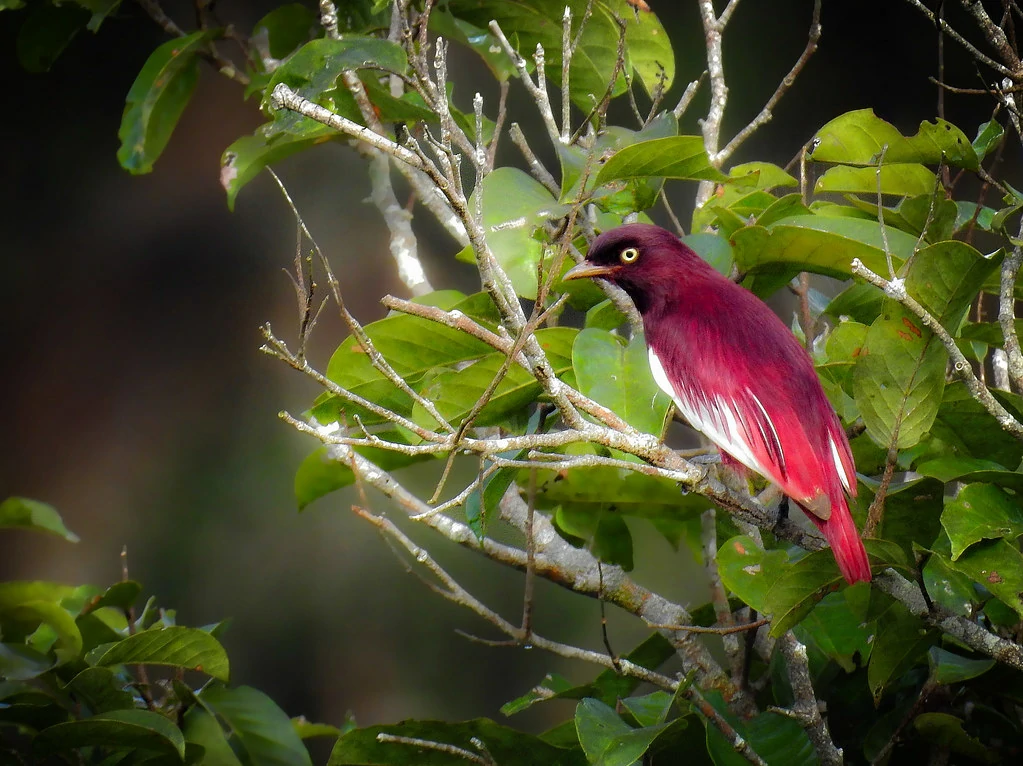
[0,0,1009,742]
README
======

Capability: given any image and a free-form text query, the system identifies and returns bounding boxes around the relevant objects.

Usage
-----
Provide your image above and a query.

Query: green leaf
[913,713,998,764]
[329,717,586,765]
[263,37,408,137]
[701,691,815,766]
[575,698,672,766]
[728,162,798,190]
[683,233,734,276]
[815,163,937,197]
[555,506,634,570]
[413,327,576,431]
[34,709,186,759]
[293,717,343,740]
[855,477,943,557]
[853,304,947,449]
[221,123,334,210]
[904,241,1001,329]
[0,585,82,664]
[446,1,673,111]
[825,283,884,324]
[941,483,1023,560]
[0,497,79,542]
[253,3,317,59]
[947,538,1023,618]
[199,685,313,766]
[972,119,1005,162]
[867,602,936,703]
[621,691,674,728]
[466,167,569,299]
[572,329,670,434]
[0,643,55,680]
[733,215,918,279]
[294,442,429,510]
[811,109,979,170]
[922,546,978,617]
[430,10,516,81]
[596,136,727,186]
[793,587,873,672]
[91,625,229,682]
[117,31,215,174]
[917,456,1023,492]
[763,550,847,637]
[929,383,1023,467]
[927,647,995,684]
[64,667,135,714]
[716,535,790,614]
[183,706,244,766]
[15,2,89,72]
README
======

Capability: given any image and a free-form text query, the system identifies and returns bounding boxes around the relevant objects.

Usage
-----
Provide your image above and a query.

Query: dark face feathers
[563,223,716,314]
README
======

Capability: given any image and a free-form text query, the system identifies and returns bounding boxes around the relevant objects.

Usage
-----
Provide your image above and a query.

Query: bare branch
[510,123,560,195]
[490,21,563,144]
[958,0,1021,71]
[777,634,843,766]
[716,0,821,163]
[902,0,1014,77]
[673,72,707,120]
[999,232,1023,389]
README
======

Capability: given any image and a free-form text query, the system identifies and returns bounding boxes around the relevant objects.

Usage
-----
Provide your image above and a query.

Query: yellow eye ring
[620,247,640,264]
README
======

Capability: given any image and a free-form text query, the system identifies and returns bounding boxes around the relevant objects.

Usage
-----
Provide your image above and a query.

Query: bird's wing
[648,344,855,515]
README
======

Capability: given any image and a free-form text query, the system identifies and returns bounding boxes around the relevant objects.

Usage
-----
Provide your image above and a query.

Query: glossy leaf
[0,642,55,680]
[430,9,515,80]
[34,709,186,759]
[733,215,918,278]
[596,136,726,187]
[91,625,229,682]
[929,383,1023,468]
[413,327,576,430]
[199,684,313,766]
[793,587,873,672]
[446,1,674,110]
[922,547,978,617]
[947,538,1023,618]
[572,329,671,435]
[826,282,884,324]
[0,497,79,542]
[575,697,671,766]
[221,123,334,210]
[329,717,586,765]
[716,535,789,614]
[811,109,979,170]
[728,162,798,190]
[183,706,244,766]
[295,440,429,510]
[917,456,1023,492]
[941,483,1023,560]
[815,163,937,197]
[467,167,569,299]
[117,31,215,174]
[972,119,1005,161]
[855,476,943,556]
[905,241,1001,329]
[853,305,947,449]
[263,37,407,137]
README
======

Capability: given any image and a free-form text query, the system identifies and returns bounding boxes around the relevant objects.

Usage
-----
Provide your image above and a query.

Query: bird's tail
[813,498,872,584]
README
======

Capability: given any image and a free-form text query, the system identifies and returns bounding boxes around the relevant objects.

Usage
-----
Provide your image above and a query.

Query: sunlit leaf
[575,698,672,766]
[947,538,1023,618]
[91,625,229,682]
[716,535,789,614]
[815,163,937,197]
[0,497,79,542]
[811,109,978,170]
[972,120,1005,162]
[254,3,317,59]
[596,136,726,187]
[941,483,1023,560]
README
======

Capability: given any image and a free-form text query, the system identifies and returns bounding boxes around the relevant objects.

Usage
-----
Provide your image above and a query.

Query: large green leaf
[928,647,995,685]
[941,483,1023,560]
[904,241,1001,330]
[810,109,979,170]
[0,496,79,542]
[572,329,670,435]
[183,706,244,766]
[446,0,673,110]
[917,456,1023,492]
[117,31,215,174]
[263,37,408,137]
[595,136,727,186]
[0,583,82,664]
[34,709,186,759]
[64,667,135,714]
[575,697,674,766]
[91,625,229,682]
[793,587,873,672]
[853,304,947,449]
[465,167,570,299]
[947,538,1023,618]
[702,691,815,766]
[221,123,334,210]
[929,383,1023,468]
[199,684,313,766]
[733,215,918,279]
[855,476,943,557]
[814,163,937,197]
[716,535,789,614]
[430,9,516,80]
[253,3,317,59]
[413,327,576,430]
[329,717,586,765]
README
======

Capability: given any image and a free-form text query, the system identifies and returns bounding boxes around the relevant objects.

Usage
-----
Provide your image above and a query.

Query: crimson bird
[564,223,870,584]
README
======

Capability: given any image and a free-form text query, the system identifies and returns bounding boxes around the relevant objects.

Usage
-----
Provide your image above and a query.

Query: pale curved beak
[563,261,615,280]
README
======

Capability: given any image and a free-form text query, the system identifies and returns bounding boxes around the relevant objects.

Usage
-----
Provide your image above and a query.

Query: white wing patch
[829,434,853,492]
[648,348,784,482]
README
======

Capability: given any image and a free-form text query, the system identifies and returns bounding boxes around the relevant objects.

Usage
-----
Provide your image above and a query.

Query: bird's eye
[620,247,640,264]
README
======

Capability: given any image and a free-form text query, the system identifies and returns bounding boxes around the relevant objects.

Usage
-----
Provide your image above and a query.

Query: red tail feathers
[814,498,871,584]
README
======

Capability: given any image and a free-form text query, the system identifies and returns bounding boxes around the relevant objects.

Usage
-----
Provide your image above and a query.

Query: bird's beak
[563,261,615,281]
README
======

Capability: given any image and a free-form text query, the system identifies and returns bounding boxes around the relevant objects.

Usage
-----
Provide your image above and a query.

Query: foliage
[0,499,335,764]
[9,0,1023,764]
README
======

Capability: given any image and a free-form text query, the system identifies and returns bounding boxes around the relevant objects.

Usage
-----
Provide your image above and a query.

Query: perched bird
[564,223,871,584]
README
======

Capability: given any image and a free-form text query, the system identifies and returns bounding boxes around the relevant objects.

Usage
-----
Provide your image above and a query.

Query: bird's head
[563,223,706,314]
